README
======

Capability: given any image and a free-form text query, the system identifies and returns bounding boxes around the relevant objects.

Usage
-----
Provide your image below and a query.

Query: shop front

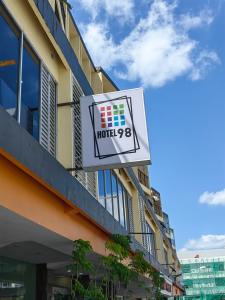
[0,256,36,299]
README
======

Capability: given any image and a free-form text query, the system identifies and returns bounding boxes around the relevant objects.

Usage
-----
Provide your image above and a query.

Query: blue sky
[71,0,225,251]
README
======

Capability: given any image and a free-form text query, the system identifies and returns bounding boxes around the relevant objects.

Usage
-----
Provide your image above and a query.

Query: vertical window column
[118,181,126,227]
[0,8,20,119]
[105,170,113,215]
[20,41,40,140]
[98,170,106,208]
[145,221,156,258]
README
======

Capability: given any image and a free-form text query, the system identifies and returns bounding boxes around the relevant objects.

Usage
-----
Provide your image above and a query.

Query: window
[97,170,132,228]
[118,181,125,227]
[138,169,149,188]
[145,221,156,257]
[111,173,119,221]
[125,192,134,232]
[0,7,19,119]
[214,262,224,271]
[0,4,57,154]
[105,170,113,215]
[164,248,169,267]
[59,0,66,28]
[98,170,105,207]
[21,41,40,140]
[215,278,225,287]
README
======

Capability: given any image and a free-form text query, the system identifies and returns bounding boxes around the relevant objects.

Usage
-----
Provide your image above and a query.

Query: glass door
[0,256,36,300]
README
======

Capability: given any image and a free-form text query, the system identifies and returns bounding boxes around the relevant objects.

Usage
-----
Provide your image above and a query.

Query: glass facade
[98,170,131,229]
[0,3,56,147]
[21,41,40,140]
[0,7,20,119]
[0,256,36,300]
[178,257,225,300]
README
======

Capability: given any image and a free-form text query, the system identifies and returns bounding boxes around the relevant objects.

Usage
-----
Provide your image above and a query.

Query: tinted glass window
[118,181,125,227]
[111,171,117,197]
[21,42,40,140]
[97,170,130,227]
[113,197,119,221]
[0,9,19,118]
[112,173,119,221]
[105,170,113,215]
[98,171,105,207]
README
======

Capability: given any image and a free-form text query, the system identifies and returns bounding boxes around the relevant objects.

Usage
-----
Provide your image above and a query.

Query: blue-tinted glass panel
[98,171,105,207]
[0,10,19,118]
[113,196,119,221]
[111,173,119,221]
[105,170,113,215]
[118,181,125,227]
[21,42,40,140]
[111,171,117,197]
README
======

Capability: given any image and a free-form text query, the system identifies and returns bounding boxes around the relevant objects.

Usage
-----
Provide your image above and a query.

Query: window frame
[0,2,58,149]
[145,221,156,258]
[97,169,132,229]
[0,4,21,119]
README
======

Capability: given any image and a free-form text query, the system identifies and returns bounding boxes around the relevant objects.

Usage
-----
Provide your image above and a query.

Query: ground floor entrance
[0,255,73,300]
[0,256,36,299]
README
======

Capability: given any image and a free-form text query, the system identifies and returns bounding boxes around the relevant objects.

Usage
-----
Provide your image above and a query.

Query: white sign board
[80,88,150,171]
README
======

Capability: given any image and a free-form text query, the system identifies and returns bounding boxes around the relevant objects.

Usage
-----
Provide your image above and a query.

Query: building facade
[178,250,225,300]
[0,0,183,299]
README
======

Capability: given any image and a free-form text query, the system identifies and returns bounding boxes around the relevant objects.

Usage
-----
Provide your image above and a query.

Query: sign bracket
[67,167,83,172]
[58,102,79,108]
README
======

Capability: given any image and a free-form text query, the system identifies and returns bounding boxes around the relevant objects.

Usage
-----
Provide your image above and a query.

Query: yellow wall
[57,69,74,167]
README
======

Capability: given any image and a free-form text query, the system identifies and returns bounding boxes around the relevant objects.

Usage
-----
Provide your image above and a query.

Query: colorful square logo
[100,104,126,128]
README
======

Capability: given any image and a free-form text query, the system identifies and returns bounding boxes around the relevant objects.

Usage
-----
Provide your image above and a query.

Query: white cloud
[81,23,118,69]
[78,0,219,88]
[199,189,225,206]
[179,9,214,30]
[73,0,134,21]
[181,235,225,251]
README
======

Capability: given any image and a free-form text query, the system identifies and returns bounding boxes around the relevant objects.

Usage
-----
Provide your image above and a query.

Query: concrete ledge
[0,107,126,237]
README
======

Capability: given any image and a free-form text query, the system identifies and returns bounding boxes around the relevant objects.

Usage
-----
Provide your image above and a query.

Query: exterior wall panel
[0,153,108,256]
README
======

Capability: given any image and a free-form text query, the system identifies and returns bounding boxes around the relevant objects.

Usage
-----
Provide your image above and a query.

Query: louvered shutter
[72,75,97,198]
[40,64,57,157]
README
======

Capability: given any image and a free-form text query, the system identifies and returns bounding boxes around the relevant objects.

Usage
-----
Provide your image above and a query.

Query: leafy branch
[70,235,164,300]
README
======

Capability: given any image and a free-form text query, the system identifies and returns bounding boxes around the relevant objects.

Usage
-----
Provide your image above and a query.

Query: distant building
[178,249,225,300]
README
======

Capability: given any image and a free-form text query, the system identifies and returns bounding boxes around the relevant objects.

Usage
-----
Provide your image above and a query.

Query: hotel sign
[80,88,150,171]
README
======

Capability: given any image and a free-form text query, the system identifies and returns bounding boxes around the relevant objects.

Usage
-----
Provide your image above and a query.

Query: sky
[71,0,225,252]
